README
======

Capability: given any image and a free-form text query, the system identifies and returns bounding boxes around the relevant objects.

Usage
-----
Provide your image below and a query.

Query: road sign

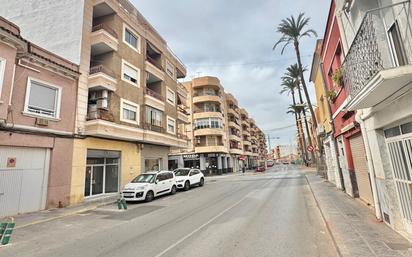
[307,145,314,152]
[239,155,245,161]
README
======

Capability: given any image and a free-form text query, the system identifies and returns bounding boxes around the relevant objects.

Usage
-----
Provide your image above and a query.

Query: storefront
[183,154,200,169]
[84,150,120,198]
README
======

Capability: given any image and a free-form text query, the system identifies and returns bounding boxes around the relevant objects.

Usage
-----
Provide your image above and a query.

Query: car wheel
[199,178,204,187]
[145,191,154,202]
[184,181,190,191]
[170,185,177,195]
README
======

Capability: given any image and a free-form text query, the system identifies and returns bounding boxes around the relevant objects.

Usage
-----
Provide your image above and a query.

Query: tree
[280,78,307,161]
[273,13,319,145]
[282,64,315,163]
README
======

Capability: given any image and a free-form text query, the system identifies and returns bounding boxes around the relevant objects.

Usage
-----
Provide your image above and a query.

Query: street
[0,166,337,257]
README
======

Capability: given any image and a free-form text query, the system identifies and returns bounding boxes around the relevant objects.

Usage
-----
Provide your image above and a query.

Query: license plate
[123,193,134,196]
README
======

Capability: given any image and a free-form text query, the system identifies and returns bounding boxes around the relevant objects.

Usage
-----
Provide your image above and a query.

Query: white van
[122,170,177,202]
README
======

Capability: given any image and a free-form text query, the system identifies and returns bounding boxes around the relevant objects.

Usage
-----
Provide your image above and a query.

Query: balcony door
[388,21,407,66]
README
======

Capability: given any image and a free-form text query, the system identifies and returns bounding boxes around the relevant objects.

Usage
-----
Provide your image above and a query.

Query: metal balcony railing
[87,108,114,122]
[342,8,412,100]
[143,122,164,133]
[89,65,115,78]
[92,23,118,39]
[145,87,164,101]
[146,55,163,71]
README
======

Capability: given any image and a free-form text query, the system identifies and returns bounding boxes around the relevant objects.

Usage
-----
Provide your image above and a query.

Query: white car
[174,168,205,191]
[122,171,177,202]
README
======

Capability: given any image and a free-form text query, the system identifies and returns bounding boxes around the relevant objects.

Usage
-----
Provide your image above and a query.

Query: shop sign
[183,154,199,160]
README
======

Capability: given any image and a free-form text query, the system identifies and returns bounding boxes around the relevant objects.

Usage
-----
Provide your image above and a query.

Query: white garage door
[0,147,49,217]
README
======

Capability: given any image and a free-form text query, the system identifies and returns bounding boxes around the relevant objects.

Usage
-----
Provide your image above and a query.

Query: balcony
[228,120,241,130]
[243,139,251,146]
[193,110,223,120]
[86,108,114,122]
[229,146,243,155]
[88,65,117,91]
[194,128,225,137]
[177,106,190,124]
[143,122,164,133]
[229,133,241,141]
[227,108,239,117]
[145,87,165,111]
[193,94,221,104]
[343,10,412,110]
[90,23,118,55]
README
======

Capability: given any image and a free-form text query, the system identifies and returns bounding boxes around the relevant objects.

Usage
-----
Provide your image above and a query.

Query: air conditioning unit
[35,118,49,126]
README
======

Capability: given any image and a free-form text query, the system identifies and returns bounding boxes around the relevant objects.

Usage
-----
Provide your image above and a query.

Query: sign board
[239,155,245,161]
[183,154,199,160]
[307,145,315,152]
[7,158,16,168]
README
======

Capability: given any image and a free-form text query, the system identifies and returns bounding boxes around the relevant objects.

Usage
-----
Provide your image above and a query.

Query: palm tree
[280,78,307,160]
[283,64,317,163]
[273,13,318,138]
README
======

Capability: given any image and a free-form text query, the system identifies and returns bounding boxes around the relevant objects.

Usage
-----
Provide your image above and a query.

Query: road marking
[153,179,273,257]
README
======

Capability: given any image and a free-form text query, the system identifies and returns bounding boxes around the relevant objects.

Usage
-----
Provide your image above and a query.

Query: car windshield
[174,169,190,176]
[131,174,156,183]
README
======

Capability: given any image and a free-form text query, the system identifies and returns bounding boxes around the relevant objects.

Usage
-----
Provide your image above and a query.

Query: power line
[185,55,312,68]
[263,124,296,132]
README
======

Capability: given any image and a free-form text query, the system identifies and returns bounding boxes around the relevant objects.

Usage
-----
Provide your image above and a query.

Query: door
[0,147,49,217]
[350,135,373,205]
[386,136,412,226]
[154,173,168,195]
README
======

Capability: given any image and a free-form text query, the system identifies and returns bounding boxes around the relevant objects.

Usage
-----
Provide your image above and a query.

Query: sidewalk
[6,194,118,230]
[305,171,412,257]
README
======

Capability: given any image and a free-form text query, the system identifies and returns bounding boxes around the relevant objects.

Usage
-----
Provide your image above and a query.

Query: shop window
[145,158,162,171]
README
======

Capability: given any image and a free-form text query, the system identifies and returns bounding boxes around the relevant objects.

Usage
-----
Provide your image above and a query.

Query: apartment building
[310,39,341,186]
[1,0,188,205]
[332,0,412,240]
[169,76,267,174]
[0,17,80,216]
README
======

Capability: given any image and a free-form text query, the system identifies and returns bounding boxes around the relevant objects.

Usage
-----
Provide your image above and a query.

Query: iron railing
[145,87,164,101]
[89,65,115,78]
[92,23,118,39]
[342,7,412,100]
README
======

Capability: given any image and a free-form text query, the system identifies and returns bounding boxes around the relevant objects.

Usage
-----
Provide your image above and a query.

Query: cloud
[132,0,330,146]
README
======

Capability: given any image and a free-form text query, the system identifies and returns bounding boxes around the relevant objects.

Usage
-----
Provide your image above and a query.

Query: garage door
[350,135,374,205]
[0,147,49,217]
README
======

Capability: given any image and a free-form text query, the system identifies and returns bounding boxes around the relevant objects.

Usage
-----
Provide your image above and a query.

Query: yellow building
[309,39,332,136]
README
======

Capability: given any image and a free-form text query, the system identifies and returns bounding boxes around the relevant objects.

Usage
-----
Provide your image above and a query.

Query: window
[194,118,223,129]
[388,21,407,66]
[123,23,140,52]
[166,87,176,106]
[24,78,61,119]
[145,158,161,171]
[0,57,5,96]
[167,116,176,134]
[120,99,139,124]
[122,60,139,86]
[204,88,217,96]
[146,106,163,127]
[166,60,175,78]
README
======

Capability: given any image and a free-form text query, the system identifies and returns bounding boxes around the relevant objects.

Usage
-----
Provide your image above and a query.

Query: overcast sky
[132,0,330,147]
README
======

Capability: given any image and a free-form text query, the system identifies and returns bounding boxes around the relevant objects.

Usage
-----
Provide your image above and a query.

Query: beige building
[169,76,267,174]
[1,0,188,205]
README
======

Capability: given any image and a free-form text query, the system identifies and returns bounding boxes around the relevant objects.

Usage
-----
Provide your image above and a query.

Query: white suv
[174,168,205,191]
[122,171,177,202]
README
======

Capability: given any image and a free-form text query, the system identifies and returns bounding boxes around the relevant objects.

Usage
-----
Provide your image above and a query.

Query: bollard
[121,198,127,210]
[117,198,127,210]
[0,218,14,246]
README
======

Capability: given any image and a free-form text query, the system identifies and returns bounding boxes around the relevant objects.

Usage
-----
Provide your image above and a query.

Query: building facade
[0,17,80,216]
[334,0,412,240]
[169,76,267,175]
[1,0,189,205]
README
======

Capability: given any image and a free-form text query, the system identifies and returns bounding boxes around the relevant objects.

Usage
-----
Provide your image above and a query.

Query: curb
[304,174,343,257]
[15,201,113,230]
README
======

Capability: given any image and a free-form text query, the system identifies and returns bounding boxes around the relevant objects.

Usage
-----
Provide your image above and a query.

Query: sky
[132,0,331,147]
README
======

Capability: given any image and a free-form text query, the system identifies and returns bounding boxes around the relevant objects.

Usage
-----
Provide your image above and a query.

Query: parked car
[174,168,205,190]
[266,160,274,167]
[256,166,266,172]
[122,171,177,202]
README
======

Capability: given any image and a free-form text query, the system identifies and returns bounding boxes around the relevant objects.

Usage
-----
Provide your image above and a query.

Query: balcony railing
[87,108,114,122]
[178,133,188,140]
[143,122,164,133]
[146,55,163,71]
[342,9,412,100]
[145,87,164,101]
[92,23,118,39]
[89,65,115,78]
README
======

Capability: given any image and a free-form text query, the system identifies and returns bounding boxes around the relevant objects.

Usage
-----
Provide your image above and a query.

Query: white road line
[153,179,273,257]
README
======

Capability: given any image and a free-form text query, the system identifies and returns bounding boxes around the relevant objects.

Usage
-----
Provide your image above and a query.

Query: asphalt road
[1,165,338,257]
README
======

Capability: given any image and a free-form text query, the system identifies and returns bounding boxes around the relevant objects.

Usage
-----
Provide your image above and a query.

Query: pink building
[0,17,79,216]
